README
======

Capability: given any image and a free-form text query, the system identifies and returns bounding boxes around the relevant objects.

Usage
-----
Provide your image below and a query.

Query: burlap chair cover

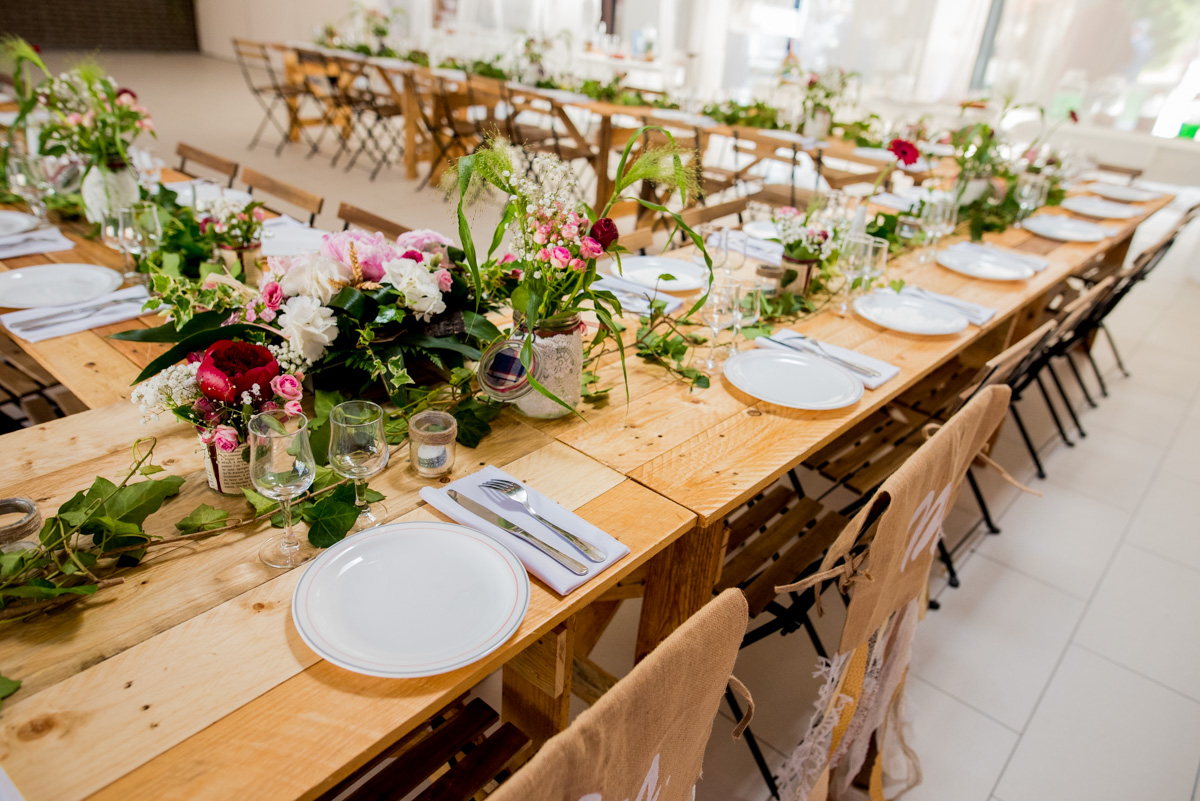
[776,386,1012,800]
[489,589,751,801]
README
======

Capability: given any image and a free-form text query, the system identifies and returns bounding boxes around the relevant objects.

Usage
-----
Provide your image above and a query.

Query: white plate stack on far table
[1083,182,1161,203]
[1062,195,1141,219]
[724,348,864,410]
[0,212,74,259]
[936,242,1046,281]
[853,290,971,335]
[1022,215,1112,243]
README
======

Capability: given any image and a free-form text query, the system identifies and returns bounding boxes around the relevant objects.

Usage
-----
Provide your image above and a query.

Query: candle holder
[409,410,457,478]
[0,497,41,552]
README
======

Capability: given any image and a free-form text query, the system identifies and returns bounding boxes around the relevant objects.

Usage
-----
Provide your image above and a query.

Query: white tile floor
[35,49,1200,801]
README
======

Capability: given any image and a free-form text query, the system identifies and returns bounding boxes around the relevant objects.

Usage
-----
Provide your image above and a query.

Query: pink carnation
[434,268,452,292]
[320,229,397,283]
[399,249,424,263]
[270,373,303,401]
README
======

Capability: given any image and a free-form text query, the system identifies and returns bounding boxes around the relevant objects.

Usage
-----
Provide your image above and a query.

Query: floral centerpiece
[450,127,708,418]
[1,39,154,222]
[198,197,268,284]
[772,205,839,296]
[130,340,304,494]
[799,68,855,139]
[117,226,506,445]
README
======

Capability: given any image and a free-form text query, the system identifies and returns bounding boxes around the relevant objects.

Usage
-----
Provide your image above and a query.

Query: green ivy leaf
[0,673,21,711]
[175,504,229,534]
[303,485,360,548]
[242,488,277,517]
[99,475,185,526]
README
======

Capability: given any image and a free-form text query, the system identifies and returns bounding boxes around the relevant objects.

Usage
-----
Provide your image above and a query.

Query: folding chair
[336,201,411,239]
[404,68,478,190]
[175,142,238,188]
[231,39,317,155]
[328,56,405,179]
[241,167,324,226]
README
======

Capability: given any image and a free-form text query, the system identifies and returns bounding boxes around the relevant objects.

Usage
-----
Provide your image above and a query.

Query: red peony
[196,341,280,404]
[589,217,620,250]
[887,137,920,167]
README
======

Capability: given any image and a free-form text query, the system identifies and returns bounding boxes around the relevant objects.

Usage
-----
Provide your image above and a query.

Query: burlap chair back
[489,589,750,801]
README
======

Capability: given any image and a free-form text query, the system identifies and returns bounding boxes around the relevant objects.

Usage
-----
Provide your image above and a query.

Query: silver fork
[479,479,607,562]
[13,298,141,332]
[769,334,881,378]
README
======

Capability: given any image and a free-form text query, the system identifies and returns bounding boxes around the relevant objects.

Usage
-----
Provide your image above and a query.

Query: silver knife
[764,335,881,378]
[12,297,143,331]
[447,490,589,576]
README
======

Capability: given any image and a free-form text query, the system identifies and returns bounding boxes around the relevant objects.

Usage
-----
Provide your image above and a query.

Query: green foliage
[701,99,783,129]
[452,396,504,448]
[0,672,20,711]
[175,504,229,534]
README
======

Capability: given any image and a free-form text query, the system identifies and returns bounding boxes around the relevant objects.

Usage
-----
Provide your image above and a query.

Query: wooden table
[0,399,694,801]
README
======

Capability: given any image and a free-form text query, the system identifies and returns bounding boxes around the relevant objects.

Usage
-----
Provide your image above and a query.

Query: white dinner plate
[854,291,969,335]
[742,220,780,241]
[1022,214,1108,243]
[1062,195,1140,220]
[723,349,863,410]
[0,263,122,308]
[1084,182,1160,203]
[0,211,41,238]
[292,520,530,678]
[936,247,1035,281]
[618,256,709,292]
[261,226,331,257]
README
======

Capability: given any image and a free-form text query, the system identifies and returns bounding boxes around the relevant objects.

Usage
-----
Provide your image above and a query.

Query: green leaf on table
[0,582,98,602]
[739,325,773,340]
[138,464,165,476]
[60,551,98,575]
[175,504,229,534]
[363,487,385,503]
[98,475,185,527]
[452,397,503,449]
[242,488,277,517]
[0,672,21,711]
[888,278,907,293]
[303,484,360,548]
[109,309,229,343]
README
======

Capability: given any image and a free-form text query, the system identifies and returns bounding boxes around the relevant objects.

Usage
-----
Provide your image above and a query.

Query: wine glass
[6,153,50,223]
[837,234,869,316]
[328,400,389,532]
[122,201,162,264]
[250,410,317,568]
[697,223,729,274]
[918,198,947,263]
[1015,173,1047,228]
[929,194,957,256]
[896,214,924,250]
[698,281,739,373]
[729,283,761,358]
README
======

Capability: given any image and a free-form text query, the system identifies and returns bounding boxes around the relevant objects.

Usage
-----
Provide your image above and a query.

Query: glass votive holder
[409,410,457,478]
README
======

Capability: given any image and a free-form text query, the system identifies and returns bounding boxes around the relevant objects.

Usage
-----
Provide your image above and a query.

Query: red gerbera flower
[887,138,920,167]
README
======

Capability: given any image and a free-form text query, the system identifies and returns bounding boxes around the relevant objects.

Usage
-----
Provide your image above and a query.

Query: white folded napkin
[713,230,784,267]
[2,286,150,343]
[593,273,684,316]
[419,465,631,595]
[901,286,997,326]
[0,228,75,260]
[946,241,1049,272]
[262,214,306,229]
[754,329,899,390]
[870,192,917,212]
[261,226,331,257]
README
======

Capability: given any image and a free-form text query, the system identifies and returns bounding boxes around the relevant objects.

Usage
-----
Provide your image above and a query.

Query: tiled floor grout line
[986,363,1194,800]
[1124,541,1200,576]
[1071,642,1200,706]
[910,675,1023,735]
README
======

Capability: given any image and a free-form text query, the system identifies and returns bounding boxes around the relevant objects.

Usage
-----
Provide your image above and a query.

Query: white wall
[195,0,360,60]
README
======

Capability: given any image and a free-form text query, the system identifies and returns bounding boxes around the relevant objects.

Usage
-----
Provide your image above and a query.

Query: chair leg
[1100,322,1131,377]
[937,538,960,588]
[1082,346,1110,398]
[1010,404,1047,479]
[1047,361,1086,439]
[967,468,1000,534]
[1034,373,1074,446]
[1064,352,1098,407]
[725,687,781,799]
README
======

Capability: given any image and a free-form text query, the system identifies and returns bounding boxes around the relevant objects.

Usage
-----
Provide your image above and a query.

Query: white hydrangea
[278,296,339,362]
[278,255,348,305]
[130,362,200,424]
[381,257,446,322]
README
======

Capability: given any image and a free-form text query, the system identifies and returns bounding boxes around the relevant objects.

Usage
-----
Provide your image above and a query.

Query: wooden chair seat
[323,696,528,801]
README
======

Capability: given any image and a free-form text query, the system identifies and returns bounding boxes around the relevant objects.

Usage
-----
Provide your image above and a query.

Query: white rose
[278,255,347,305]
[277,296,339,362]
[381,257,446,322]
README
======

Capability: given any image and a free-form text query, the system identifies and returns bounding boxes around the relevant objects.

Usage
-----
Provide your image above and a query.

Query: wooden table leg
[594,115,614,211]
[502,619,574,765]
[403,83,420,181]
[634,516,726,663]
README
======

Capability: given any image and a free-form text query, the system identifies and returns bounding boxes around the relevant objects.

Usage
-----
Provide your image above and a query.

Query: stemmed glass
[699,281,740,373]
[5,153,50,223]
[919,195,956,262]
[728,284,761,358]
[697,223,729,274]
[328,400,390,532]
[839,233,887,314]
[896,214,925,251]
[1015,173,1048,228]
[250,410,317,569]
[121,201,162,282]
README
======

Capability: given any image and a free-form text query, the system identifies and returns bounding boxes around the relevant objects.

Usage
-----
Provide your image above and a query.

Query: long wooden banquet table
[0,173,1172,798]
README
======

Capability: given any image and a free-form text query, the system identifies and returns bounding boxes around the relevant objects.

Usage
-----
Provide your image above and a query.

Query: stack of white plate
[1084,183,1161,203]
[853,291,969,335]
[723,349,863,410]
[936,243,1036,281]
[1062,195,1140,220]
[1022,215,1108,243]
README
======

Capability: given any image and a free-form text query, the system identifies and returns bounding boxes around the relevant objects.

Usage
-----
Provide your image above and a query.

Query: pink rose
[261,281,283,310]
[562,223,579,239]
[550,246,571,269]
[253,207,266,221]
[394,229,452,258]
[258,400,279,413]
[510,268,523,279]
[284,400,303,417]
[533,229,548,245]
[568,258,585,271]
[194,397,221,423]
[213,425,239,453]
[499,253,517,264]
[236,212,248,222]
[198,427,215,444]
[537,248,550,262]
[434,268,452,292]
[579,236,603,259]
[65,112,82,126]
[270,373,303,401]
[779,206,799,218]
[136,118,154,132]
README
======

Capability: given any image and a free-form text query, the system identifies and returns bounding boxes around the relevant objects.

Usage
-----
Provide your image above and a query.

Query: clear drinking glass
[699,281,739,373]
[728,284,761,358]
[6,153,49,223]
[896,214,924,250]
[697,223,729,274]
[1015,173,1047,228]
[918,199,947,263]
[250,410,317,568]
[328,400,389,532]
[838,234,870,315]
[122,201,162,263]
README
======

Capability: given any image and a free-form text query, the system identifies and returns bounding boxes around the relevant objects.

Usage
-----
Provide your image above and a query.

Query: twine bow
[776,551,872,617]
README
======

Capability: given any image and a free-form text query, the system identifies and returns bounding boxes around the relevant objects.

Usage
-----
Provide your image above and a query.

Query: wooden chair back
[679,197,750,229]
[241,167,324,225]
[175,143,238,188]
[960,321,1058,409]
[336,202,411,239]
[616,227,655,254]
